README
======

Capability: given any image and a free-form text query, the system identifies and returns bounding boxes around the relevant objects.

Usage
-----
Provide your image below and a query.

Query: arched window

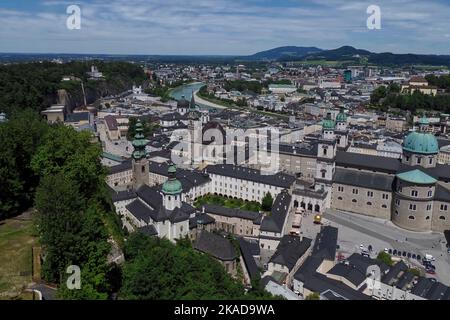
[408,215,415,220]
[338,197,343,200]
[426,216,430,220]
[367,202,372,206]
[382,204,387,208]
[440,216,446,220]
[352,199,357,203]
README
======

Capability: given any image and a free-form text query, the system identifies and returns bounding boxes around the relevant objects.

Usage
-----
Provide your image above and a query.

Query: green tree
[262,192,274,212]
[0,109,48,219]
[306,292,320,300]
[376,252,393,266]
[120,233,258,300]
[31,124,105,201]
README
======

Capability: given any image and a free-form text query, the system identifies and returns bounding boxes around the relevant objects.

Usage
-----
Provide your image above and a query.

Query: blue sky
[0,0,449,55]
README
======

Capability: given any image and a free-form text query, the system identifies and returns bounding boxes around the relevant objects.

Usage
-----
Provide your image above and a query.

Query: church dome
[403,131,439,155]
[162,165,183,194]
[336,109,347,123]
[322,119,336,130]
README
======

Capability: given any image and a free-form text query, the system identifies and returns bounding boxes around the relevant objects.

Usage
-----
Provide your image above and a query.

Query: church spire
[132,119,149,160]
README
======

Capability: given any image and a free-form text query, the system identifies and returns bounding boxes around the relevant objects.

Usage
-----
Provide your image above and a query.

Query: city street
[323,209,450,285]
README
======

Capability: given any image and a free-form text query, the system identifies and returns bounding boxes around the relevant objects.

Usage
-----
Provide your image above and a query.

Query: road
[323,209,450,285]
[193,90,227,110]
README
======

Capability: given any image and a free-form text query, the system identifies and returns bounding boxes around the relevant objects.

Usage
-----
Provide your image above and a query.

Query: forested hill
[0,61,147,115]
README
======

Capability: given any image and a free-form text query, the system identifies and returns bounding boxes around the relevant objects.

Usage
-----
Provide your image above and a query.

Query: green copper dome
[132,120,149,160]
[322,119,336,130]
[162,165,182,194]
[403,132,439,155]
[336,109,347,123]
[397,169,437,185]
[418,116,429,126]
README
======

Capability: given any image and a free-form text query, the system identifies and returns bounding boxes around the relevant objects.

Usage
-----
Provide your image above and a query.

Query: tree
[31,124,106,202]
[120,233,259,300]
[262,192,274,212]
[376,252,393,266]
[305,292,320,300]
[0,109,48,219]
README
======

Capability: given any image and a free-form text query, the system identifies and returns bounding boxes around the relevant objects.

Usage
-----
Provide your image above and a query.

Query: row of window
[395,211,447,221]
[395,200,448,212]
[398,187,433,198]
[336,197,388,208]
[337,187,389,200]
[405,155,434,165]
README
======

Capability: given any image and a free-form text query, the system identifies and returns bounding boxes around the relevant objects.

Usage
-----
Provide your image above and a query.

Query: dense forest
[0,61,147,115]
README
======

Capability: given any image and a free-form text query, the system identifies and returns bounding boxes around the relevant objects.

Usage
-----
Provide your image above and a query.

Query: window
[409,215,415,220]
[440,216,446,220]
[429,158,433,165]
[382,204,387,209]
[426,204,432,211]
[352,189,359,195]
[405,156,410,162]
[417,157,422,165]
[367,191,374,198]
[440,204,448,211]
[427,190,433,197]
[338,186,344,192]
[411,190,418,197]
[398,186,403,193]
[338,197,343,200]
[367,202,372,206]
[426,216,430,220]
[352,199,357,203]
[323,148,327,156]
[141,165,145,173]
[382,194,389,200]
[395,210,399,215]
[395,199,400,206]
[409,204,417,211]
[322,171,326,179]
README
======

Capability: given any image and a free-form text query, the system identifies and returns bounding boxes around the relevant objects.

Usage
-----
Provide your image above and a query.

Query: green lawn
[194,194,262,213]
[0,215,37,300]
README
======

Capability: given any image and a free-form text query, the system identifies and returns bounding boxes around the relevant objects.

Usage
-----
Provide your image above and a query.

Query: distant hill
[297,46,450,67]
[242,46,323,61]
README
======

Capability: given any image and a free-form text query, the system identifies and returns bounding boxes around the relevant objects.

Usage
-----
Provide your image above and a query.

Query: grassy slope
[0,215,37,299]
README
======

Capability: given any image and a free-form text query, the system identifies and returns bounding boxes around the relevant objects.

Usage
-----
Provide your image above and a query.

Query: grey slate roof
[312,226,338,260]
[303,273,371,300]
[194,230,238,261]
[260,191,291,233]
[269,235,312,271]
[205,164,295,189]
[138,224,158,236]
[126,199,154,222]
[327,263,366,287]
[203,204,262,224]
[238,238,260,281]
[334,168,394,191]
[336,151,400,174]
[111,189,137,203]
[108,159,132,174]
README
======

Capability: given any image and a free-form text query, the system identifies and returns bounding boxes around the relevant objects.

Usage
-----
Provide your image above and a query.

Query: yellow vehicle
[314,214,322,225]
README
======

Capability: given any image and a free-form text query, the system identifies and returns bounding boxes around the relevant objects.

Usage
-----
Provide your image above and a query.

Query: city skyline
[0,0,449,56]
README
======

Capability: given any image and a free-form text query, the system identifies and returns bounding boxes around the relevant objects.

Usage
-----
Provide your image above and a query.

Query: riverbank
[193,89,228,110]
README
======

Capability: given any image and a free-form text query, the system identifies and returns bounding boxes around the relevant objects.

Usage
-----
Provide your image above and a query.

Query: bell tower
[132,120,150,190]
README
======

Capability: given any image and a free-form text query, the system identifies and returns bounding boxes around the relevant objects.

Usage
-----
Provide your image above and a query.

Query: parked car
[426,268,436,275]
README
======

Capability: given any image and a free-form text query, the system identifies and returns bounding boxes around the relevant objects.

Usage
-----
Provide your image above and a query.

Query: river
[169,82,226,111]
